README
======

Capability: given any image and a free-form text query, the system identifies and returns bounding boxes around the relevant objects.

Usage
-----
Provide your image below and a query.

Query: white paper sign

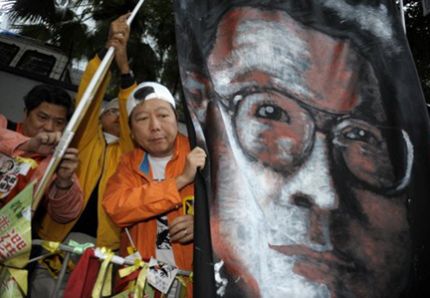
[147,257,178,294]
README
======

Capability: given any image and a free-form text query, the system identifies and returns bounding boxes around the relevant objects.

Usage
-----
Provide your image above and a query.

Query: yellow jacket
[37,55,135,249]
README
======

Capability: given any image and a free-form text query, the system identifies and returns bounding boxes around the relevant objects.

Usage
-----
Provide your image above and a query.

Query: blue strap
[139,153,150,175]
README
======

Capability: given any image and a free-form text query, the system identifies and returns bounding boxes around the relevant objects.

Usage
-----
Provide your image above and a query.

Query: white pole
[32,0,146,214]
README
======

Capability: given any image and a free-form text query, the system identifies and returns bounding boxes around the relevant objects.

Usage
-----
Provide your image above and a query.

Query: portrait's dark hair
[23,84,74,120]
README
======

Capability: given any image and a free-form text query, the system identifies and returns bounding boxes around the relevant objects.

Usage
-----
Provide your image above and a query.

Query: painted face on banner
[198,7,413,297]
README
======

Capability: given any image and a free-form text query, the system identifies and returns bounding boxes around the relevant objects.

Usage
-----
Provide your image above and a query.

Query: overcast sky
[0,1,10,31]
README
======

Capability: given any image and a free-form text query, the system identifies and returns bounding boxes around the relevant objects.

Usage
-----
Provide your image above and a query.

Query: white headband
[100,97,119,116]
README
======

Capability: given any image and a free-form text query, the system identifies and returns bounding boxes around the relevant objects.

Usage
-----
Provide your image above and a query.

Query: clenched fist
[176,147,206,189]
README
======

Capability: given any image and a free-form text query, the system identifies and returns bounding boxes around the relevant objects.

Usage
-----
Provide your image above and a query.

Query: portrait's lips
[269,244,358,283]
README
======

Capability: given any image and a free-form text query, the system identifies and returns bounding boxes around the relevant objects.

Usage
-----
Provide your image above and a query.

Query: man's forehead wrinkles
[210,17,314,101]
[209,8,362,113]
[236,19,307,60]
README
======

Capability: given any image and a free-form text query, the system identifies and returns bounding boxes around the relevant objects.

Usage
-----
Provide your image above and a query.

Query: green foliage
[5,0,180,101]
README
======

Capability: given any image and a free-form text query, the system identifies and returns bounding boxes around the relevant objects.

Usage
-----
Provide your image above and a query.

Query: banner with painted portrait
[174,1,430,297]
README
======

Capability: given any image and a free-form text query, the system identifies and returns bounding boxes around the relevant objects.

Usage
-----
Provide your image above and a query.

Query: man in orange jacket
[103,82,206,296]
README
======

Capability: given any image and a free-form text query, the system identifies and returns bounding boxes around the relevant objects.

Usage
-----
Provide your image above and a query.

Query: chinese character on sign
[0,216,10,232]
[0,228,27,261]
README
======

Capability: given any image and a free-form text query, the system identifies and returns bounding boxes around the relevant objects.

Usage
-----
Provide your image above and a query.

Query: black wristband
[121,72,135,89]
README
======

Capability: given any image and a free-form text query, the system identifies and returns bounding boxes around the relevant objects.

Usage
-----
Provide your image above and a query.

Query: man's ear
[130,131,139,147]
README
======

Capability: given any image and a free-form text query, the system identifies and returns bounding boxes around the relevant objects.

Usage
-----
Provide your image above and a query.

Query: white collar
[103,132,119,144]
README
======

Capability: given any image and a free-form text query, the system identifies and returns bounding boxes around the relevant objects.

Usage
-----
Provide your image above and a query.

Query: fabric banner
[0,181,34,296]
[0,268,25,298]
[174,1,430,297]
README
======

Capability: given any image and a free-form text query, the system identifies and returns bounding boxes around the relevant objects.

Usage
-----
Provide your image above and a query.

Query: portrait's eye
[342,127,378,146]
[255,104,290,123]
[333,119,396,189]
[234,91,314,174]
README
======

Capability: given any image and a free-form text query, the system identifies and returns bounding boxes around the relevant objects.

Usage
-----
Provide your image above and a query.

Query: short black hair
[23,84,74,120]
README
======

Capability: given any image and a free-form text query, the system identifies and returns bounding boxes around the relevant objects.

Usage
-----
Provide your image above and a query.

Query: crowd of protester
[0,14,203,297]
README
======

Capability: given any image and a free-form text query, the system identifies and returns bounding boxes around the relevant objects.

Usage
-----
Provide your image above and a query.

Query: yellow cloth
[92,248,113,298]
[37,55,135,249]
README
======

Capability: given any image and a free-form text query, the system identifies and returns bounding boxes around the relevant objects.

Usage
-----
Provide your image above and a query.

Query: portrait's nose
[286,132,338,250]
[291,193,333,248]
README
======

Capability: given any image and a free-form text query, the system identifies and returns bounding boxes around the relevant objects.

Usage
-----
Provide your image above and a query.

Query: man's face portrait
[0,159,15,174]
[191,6,413,297]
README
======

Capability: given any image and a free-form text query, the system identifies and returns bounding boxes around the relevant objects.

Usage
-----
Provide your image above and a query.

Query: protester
[103,82,206,296]
[36,12,134,251]
[0,84,82,222]
[29,14,136,297]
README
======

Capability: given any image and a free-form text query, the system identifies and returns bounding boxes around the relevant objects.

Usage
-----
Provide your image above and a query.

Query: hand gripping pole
[31,0,146,215]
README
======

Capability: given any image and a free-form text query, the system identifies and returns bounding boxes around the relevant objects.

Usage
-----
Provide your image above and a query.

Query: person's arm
[0,114,7,128]
[111,13,136,153]
[0,115,83,222]
[73,13,136,149]
[32,146,83,223]
[0,117,31,156]
[0,129,30,156]
[45,174,83,223]
[103,154,183,228]
[0,128,61,159]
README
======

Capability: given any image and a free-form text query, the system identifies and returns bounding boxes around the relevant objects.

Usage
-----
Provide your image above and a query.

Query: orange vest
[103,134,194,271]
